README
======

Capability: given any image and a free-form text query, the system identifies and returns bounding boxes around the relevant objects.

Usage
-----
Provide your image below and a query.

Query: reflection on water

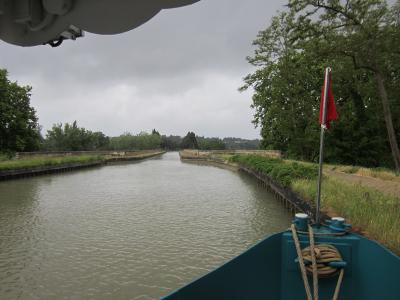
[0,152,291,300]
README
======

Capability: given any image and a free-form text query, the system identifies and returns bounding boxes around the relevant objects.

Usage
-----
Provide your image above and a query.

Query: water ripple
[0,153,291,299]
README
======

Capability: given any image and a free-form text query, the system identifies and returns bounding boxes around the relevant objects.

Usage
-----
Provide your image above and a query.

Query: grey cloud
[0,0,285,139]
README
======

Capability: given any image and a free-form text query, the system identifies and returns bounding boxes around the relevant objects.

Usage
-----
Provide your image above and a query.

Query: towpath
[326,170,400,198]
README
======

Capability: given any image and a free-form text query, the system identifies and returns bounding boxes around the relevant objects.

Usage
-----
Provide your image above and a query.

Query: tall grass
[229,154,399,254]
[326,164,400,182]
[0,155,104,171]
[292,178,400,254]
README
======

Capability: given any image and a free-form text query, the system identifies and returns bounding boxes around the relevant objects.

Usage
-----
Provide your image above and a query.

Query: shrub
[230,154,318,187]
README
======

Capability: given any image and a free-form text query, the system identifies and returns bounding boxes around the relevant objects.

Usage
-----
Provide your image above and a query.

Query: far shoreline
[0,150,165,181]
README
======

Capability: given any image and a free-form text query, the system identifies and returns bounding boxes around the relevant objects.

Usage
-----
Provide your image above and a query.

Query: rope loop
[291,224,345,300]
[301,243,343,278]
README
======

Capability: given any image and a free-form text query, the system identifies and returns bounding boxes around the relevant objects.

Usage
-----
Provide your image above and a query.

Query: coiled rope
[291,224,345,300]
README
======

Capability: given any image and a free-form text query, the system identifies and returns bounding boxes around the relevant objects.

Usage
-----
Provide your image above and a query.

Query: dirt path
[326,170,400,198]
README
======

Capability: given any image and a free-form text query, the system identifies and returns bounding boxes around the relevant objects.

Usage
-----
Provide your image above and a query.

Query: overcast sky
[0,0,285,139]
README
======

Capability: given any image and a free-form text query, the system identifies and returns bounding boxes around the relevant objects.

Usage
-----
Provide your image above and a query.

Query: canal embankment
[0,150,165,180]
[180,150,400,254]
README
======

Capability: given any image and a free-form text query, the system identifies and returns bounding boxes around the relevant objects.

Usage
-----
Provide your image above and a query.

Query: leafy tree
[0,69,40,154]
[44,121,109,151]
[161,135,182,150]
[152,129,160,136]
[242,1,400,169]
[241,13,326,161]
[181,132,199,149]
[109,131,161,150]
[197,137,226,150]
[91,131,110,150]
[285,0,400,169]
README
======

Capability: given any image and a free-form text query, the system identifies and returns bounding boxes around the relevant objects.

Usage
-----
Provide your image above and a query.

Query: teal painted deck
[162,229,400,299]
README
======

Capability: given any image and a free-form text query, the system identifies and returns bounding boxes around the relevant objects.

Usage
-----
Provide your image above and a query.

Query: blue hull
[162,229,400,299]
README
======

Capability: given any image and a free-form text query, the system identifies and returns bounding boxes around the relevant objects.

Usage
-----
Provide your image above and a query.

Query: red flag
[319,71,337,128]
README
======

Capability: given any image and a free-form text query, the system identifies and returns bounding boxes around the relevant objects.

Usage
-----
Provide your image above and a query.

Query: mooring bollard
[293,213,309,232]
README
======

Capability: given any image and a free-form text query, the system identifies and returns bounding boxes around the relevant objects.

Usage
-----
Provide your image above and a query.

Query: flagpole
[315,67,331,226]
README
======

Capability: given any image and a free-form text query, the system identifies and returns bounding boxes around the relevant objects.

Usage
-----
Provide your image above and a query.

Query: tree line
[0,71,259,154]
[242,0,400,170]
[41,125,259,152]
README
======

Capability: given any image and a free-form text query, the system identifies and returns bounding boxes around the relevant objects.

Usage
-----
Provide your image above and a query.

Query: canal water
[0,152,292,300]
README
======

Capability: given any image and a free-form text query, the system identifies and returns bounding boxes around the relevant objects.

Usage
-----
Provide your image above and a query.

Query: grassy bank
[230,154,318,187]
[293,178,400,253]
[0,155,104,171]
[230,154,400,254]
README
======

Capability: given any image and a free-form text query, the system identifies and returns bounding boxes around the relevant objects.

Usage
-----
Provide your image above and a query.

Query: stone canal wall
[238,166,317,220]
[104,150,165,163]
[0,151,165,181]
[0,160,104,180]
[16,149,164,159]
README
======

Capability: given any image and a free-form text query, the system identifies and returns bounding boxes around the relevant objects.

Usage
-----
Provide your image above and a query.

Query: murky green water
[0,152,291,300]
